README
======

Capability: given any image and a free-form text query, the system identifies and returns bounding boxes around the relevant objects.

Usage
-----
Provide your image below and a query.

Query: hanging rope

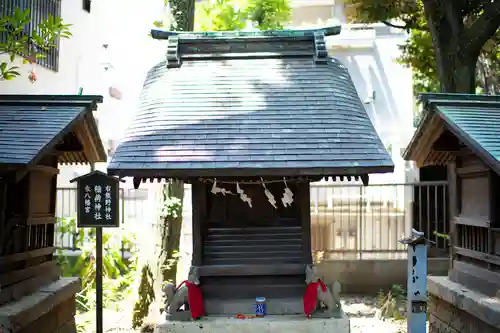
[204,177,298,209]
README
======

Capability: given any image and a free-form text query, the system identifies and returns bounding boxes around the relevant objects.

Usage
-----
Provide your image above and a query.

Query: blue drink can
[255,297,266,317]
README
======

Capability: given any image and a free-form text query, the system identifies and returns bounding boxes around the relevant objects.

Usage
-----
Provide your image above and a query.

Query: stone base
[0,277,81,333]
[155,315,350,333]
[203,297,342,317]
[205,298,303,316]
[166,311,192,322]
[428,276,500,333]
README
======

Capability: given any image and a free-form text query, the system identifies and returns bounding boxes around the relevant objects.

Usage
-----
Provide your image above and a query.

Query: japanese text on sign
[105,185,112,220]
[83,184,113,221]
[84,185,92,213]
[73,170,120,228]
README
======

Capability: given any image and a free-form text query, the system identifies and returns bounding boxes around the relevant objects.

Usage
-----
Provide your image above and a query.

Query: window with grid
[0,0,62,72]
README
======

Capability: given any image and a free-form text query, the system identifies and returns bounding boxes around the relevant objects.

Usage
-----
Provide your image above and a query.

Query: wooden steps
[203,226,304,266]
[201,225,307,299]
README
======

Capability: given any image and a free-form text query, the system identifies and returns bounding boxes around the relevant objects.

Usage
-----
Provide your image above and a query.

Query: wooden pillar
[47,156,59,251]
[298,182,312,264]
[191,181,206,266]
[487,170,498,270]
[447,161,459,272]
[0,174,8,256]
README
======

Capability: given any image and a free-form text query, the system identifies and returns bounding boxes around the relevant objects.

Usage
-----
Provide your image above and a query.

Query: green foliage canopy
[155,0,292,32]
[344,0,500,94]
[196,0,291,31]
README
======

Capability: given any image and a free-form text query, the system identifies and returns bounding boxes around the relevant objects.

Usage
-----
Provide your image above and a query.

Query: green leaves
[0,7,72,81]
[398,29,440,94]
[161,197,182,219]
[196,0,246,31]
[56,217,138,312]
[345,0,500,95]
[246,0,292,30]
[344,0,425,30]
[0,62,20,80]
[194,0,292,32]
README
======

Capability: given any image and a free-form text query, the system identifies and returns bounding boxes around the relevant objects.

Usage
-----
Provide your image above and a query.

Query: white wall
[0,1,101,94]
[329,27,414,184]
[0,1,105,184]
[0,0,166,188]
[289,2,415,184]
[28,0,166,188]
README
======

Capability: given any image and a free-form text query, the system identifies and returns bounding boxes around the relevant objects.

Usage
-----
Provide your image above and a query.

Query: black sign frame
[70,170,124,228]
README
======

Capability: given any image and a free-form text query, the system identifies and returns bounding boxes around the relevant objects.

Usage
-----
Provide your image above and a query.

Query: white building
[0,0,100,95]
[289,0,414,184]
[0,0,165,189]
[0,0,415,186]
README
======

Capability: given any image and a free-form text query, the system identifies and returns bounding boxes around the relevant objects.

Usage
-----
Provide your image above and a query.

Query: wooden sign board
[70,170,123,228]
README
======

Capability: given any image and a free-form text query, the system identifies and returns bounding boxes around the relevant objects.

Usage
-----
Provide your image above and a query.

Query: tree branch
[462,0,492,16]
[463,0,500,57]
[381,20,428,32]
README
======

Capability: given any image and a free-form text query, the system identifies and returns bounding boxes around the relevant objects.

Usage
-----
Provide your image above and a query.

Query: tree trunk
[169,0,195,31]
[157,1,194,287]
[422,0,493,94]
[160,180,184,284]
[436,46,477,93]
[422,1,470,93]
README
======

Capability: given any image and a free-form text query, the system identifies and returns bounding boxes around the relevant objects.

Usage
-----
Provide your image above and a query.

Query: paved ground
[77,295,407,333]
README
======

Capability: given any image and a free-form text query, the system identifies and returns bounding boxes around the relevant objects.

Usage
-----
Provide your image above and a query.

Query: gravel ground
[342,295,406,333]
[78,295,407,333]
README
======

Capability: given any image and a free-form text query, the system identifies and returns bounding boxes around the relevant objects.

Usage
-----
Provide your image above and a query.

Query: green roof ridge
[419,93,500,109]
[151,25,341,40]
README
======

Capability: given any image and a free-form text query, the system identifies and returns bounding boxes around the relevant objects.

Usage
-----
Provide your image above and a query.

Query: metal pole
[81,87,103,333]
[96,226,103,333]
[399,229,428,333]
[90,163,104,333]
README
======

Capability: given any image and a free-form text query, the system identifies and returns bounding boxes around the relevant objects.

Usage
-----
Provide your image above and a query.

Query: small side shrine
[403,93,500,333]
[0,95,106,333]
[108,26,394,319]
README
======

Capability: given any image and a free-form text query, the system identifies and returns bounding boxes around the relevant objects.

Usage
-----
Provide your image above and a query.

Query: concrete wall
[428,276,500,333]
[429,296,500,333]
[316,258,448,294]
[0,278,80,333]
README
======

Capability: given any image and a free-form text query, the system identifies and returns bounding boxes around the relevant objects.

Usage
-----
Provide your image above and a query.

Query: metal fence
[310,181,449,260]
[56,182,450,262]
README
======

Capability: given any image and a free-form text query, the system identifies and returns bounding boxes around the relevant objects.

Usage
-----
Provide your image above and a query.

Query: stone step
[156,314,350,333]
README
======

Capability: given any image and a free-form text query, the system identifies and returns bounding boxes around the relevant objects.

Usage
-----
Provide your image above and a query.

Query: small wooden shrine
[403,93,500,333]
[0,95,106,333]
[108,26,394,316]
